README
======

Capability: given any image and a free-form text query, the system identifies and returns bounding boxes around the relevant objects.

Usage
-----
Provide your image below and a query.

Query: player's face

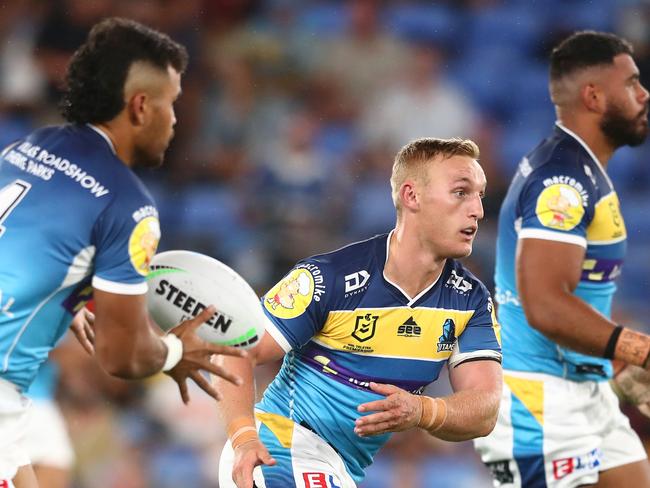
[417,155,486,259]
[134,66,181,168]
[600,54,649,148]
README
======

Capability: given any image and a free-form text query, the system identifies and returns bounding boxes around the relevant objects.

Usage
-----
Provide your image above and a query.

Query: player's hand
[166,305,247,404]
[69,307,95,355]
[612,363,650,418]
[354,382,422,437]
[232,439,276,488]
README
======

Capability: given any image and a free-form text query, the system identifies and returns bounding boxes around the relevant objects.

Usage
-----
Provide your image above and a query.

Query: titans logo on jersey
[0,124,160,391]
[257,232,501,482]
[495,122,625,381]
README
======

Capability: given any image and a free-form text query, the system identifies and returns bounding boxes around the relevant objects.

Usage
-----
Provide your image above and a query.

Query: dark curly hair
[550,31,633,81]
[60,17,188,124]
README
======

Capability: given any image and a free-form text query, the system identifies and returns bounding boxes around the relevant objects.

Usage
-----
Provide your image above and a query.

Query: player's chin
[448,243,473,259]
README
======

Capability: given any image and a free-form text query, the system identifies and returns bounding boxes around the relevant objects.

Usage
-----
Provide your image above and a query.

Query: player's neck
[93,121,136,167]
[384,226,446,299]
[557,117,615,169]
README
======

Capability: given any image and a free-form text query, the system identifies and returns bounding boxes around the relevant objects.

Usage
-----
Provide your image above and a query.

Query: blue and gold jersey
[496,123,625,381]
[0,124,160,391]
[257,232,501,482]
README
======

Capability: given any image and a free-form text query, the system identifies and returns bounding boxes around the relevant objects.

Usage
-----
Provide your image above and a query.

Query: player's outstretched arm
[518,238,650,367]
[91,288,246,402]
[212,333,285,488]
[354,359,501,441]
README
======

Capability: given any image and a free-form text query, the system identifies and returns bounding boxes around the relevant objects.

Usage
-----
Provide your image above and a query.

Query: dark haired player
[0,18,244,488]
[475,31,650,487]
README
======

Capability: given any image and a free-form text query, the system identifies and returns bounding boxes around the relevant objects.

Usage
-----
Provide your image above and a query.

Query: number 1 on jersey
[0,180,31,238]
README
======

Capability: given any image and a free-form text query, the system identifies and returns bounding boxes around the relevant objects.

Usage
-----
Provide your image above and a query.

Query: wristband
[417,396,448,433]
[604,325,624,359]
[228,417,258,449]
[161,334,183,372]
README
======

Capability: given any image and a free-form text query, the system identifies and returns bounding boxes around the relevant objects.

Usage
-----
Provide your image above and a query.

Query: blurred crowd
[3,0,650,486]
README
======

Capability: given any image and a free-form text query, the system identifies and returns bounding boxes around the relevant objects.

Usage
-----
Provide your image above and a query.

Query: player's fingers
[70,324,94,355]
[84,308,95,324]
[357,399,390,413]
[80,335,95,355]
[176,377,190,405]
[84,319,95,341]
[261,451,277,466]
[206,342,247,358]
[355,410,395,427]
[368,382,400,396]
[355,419,397,437]
[187,305,216,330]
[189,370,222,401]
[196,358,244,386]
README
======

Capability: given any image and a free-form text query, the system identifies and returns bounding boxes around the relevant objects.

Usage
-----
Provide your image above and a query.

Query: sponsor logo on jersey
[485,460,514,484]
[264,268,315,319]
[397,316,421,337]
[132,205,159,222]
[344,270,370,296]
[128,216,160,276]
[352,313,378,342]
[437,319,456,352]
[552,448,600,480]
[536,183,585,231]
[302,472,342,488]
[445,269,472,294]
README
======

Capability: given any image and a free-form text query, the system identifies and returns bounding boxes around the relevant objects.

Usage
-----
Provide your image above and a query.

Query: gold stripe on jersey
[255,412,294,448]
[505,375,544,426]
[586,192,626,243]
[315,307,475,360]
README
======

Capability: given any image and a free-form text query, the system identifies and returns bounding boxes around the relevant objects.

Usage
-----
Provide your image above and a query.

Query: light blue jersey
[26,361,57,401]
[0,124,160,391]
[257,232,502,484]
[495,123,625,381]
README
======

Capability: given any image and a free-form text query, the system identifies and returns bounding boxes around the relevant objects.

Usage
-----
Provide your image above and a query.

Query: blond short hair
[390,137,480,213]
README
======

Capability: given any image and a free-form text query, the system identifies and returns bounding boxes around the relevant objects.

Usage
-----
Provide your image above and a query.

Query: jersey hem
[92,276,147,295]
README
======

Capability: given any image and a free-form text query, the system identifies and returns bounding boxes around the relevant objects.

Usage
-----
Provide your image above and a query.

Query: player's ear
[580,83,606,114]
[126,92,148,126]
[400,180,419,213]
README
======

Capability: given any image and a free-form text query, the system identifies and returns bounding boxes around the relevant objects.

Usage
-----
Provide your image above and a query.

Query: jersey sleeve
[517,162,596,248]
[91,192,160,295]
[261,260,331,353]
[448,287,502,368]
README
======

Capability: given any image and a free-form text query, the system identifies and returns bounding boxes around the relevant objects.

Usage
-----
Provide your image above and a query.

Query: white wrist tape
[161,334,183,372]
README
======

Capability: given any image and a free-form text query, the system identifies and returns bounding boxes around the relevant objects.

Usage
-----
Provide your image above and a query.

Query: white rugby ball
[146,250,266,349]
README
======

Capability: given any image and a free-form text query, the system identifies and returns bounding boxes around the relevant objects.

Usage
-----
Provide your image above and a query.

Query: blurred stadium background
[4,0,650,486]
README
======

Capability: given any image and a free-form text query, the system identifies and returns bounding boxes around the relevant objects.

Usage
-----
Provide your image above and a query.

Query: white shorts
[474,370,647,488]
[219,412,356,488]
[23,399,74,469]
[0,378,31,482]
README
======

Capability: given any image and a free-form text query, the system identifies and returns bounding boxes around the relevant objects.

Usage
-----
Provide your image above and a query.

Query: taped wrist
[228,417,258,449]
[613,328,650,369]
[417,396,448,434]
[161,334,183,372]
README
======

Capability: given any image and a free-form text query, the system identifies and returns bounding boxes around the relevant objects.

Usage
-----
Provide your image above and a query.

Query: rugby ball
[146,250,266,349]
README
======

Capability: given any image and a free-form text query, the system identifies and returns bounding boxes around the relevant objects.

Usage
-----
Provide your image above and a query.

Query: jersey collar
[554,121,614,189]
[86,124,116,155]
